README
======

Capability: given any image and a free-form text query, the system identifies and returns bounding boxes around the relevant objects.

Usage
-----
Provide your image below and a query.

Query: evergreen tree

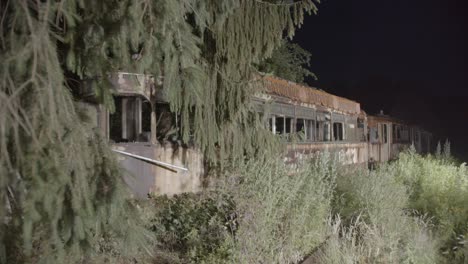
[257,40,316,84]
[443,139,451,159]
[435,141,442,159]
[1,0,319,262]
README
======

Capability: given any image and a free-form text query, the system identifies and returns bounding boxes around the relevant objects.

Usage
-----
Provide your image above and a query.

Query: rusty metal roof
[367,114,407,126]
[261,75,361,115]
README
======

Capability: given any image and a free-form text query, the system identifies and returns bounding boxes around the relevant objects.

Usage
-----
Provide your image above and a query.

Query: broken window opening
[393,124,410,143]
[333,122,344,141]
[357,118,366,142]
[296,118,306,140]
[109,97,123,142]
[295,119,315,141]
[109,96,151,143]
[308,120,315,141]
[383,124,388,143]
[323,122,331,141]
[369,127,379,143]
[315,120,330,141]
[274,115,293,138]
[285,117,292,135]
[275,116,284,135]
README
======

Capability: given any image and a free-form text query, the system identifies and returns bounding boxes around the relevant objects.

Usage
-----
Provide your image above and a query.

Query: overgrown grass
[393,150,468,263]
[218,153,337,263]
[321,164,439,263]
[140,148,468,264]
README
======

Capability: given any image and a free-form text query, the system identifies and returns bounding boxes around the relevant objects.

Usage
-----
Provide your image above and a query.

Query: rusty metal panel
[262,76,361,115]
[295,106,316,119]
[270,102,295,116]
[332,112,346,122]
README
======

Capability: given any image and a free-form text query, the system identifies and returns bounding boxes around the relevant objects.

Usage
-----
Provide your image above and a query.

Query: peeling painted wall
[286,142,368,165]
[112,143,204,198]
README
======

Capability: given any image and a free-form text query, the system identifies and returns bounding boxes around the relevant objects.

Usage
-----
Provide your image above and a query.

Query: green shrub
[141,192,236,263]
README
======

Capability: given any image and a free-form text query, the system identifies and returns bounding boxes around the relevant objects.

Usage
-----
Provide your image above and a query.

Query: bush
[141,192,236,263]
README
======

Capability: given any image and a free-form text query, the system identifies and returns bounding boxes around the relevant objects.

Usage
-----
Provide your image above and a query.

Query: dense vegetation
[0,0,317,262]
[257,40,316,84]
[2,0,467,263]
[142,148,467,264]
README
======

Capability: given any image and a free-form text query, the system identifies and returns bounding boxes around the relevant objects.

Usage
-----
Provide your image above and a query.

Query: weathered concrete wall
[286,142,368,165]
[112,143,204,198]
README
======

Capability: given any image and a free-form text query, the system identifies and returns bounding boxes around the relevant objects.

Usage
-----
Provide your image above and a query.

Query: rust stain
[262,75,361,115]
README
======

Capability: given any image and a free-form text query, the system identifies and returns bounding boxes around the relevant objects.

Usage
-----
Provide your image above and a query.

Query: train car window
[357,118,366,142]
[296,119,306,141]
[333,122,344,141]
[110,96,151,143]
[295,119,315,142]
[370,127,379,143]
[383,124,388,143]
[109,97,123,142]
[285,117,293,135]
[274,116,293,137]
[316,121,323,141]
[397,126,401,141]
[275,116,284,135]
[324,122,331,141]
[296,119,304,132]
[357,118,365,128]
[308,120,315,141]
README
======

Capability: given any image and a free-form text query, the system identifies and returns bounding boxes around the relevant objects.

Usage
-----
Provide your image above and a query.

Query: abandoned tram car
[254,76,431,165]
[81,73,431,197]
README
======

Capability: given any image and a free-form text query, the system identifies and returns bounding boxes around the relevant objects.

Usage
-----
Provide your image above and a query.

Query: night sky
[294,0,468,160]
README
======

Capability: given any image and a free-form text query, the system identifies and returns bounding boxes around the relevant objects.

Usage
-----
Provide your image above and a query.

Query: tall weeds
[394,150,468,263]
[319,164,439,263]
[216,153,337,263]
[142,148,468,264]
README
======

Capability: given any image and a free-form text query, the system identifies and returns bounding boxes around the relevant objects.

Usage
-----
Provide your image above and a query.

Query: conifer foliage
[258,40,316,84]
[0,0,318,263]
